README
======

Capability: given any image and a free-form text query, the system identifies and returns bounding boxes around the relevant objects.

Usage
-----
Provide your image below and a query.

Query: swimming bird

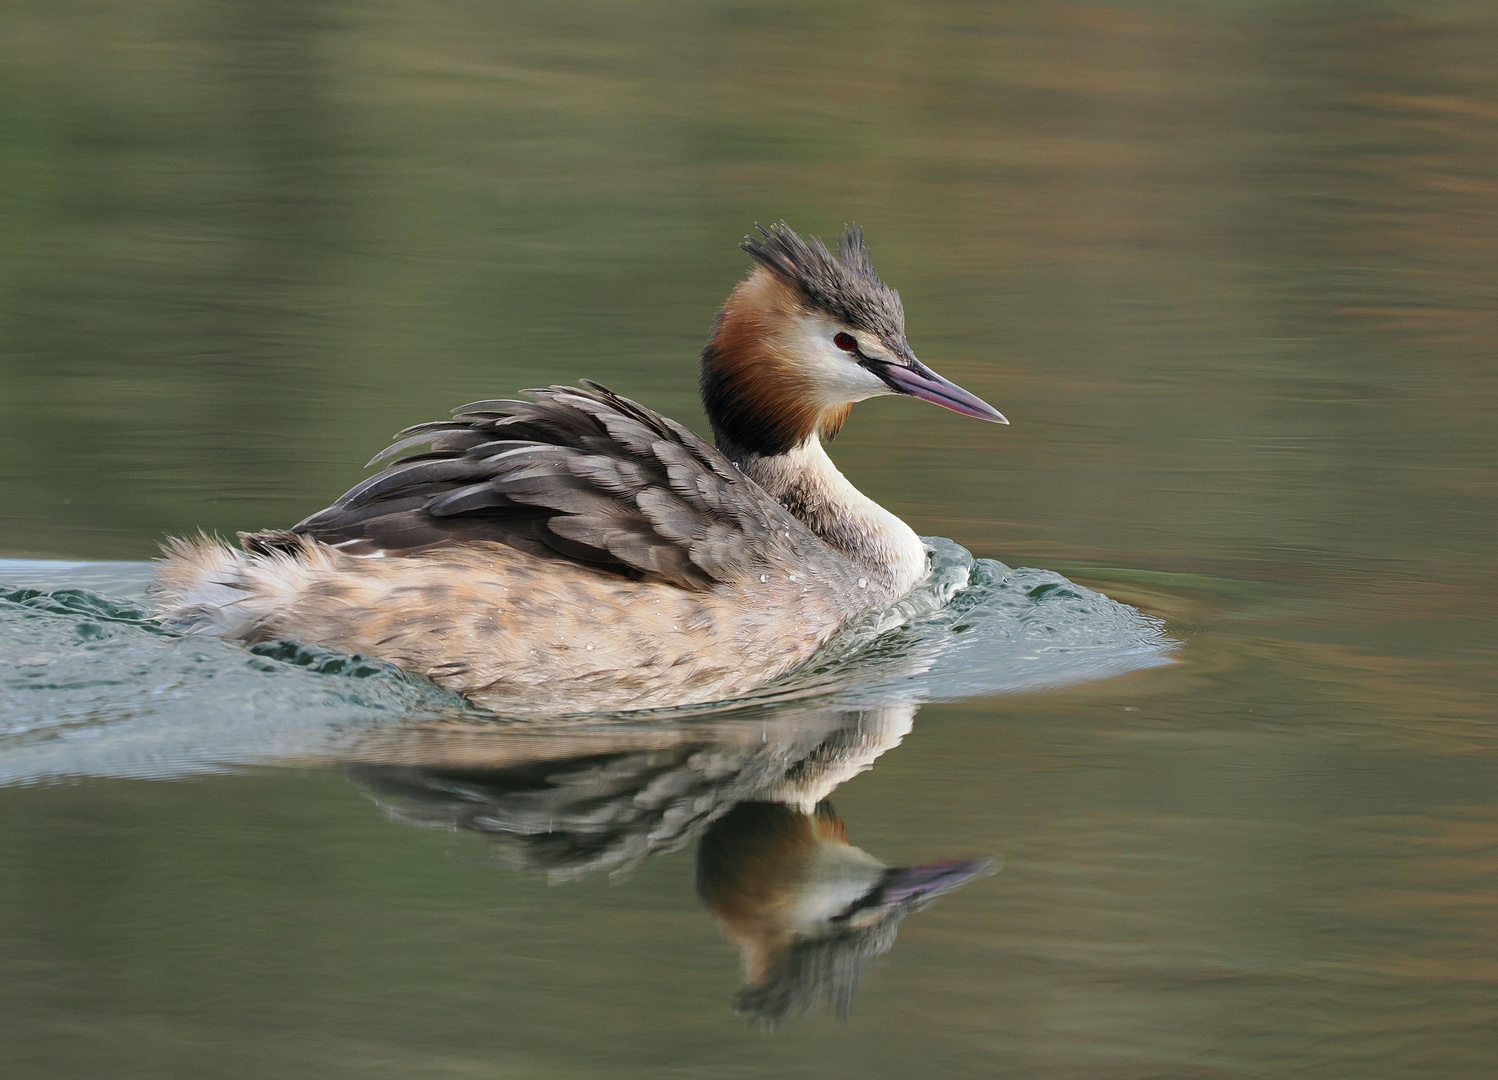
[153,223,1007,715]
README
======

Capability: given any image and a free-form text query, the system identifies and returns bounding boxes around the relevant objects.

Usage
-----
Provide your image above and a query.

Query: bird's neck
[726,436,927,602]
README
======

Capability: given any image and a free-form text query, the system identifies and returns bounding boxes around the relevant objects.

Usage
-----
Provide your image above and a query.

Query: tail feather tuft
[152,533,266,637]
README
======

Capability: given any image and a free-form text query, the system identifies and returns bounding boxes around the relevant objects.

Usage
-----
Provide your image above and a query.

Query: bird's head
[700,222,1007,459]
[696,799,993,1023]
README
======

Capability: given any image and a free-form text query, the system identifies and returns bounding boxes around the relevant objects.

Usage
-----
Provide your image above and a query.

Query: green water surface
[2,2,1496,1077]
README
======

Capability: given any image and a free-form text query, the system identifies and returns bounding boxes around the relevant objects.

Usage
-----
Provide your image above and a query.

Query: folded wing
[293,381,821,590]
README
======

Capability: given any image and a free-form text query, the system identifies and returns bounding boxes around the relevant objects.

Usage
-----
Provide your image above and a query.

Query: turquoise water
[0,541,1172,784]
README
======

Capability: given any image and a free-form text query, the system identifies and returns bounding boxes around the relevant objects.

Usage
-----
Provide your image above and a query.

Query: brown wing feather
[292,382,822,590]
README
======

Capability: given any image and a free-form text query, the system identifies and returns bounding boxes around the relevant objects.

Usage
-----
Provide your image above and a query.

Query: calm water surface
[2,2,1496,1077]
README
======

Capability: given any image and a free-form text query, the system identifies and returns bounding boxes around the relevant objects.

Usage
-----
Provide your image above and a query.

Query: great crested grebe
[153,223,1007,715]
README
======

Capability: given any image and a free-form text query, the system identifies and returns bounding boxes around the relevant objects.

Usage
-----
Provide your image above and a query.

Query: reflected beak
[875,857,995,906]
[864,358,1009,424]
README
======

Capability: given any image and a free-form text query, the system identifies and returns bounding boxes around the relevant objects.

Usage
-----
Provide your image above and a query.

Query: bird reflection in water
[342,702,992,1022]
[698,801,989,1022]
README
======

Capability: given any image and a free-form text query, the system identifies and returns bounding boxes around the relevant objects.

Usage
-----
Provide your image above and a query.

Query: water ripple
[0,542,1173,784]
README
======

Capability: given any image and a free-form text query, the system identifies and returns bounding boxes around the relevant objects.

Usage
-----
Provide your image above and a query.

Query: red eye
[833,332,857,352]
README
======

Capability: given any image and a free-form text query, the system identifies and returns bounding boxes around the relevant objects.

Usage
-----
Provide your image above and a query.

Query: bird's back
[153,383,873,715]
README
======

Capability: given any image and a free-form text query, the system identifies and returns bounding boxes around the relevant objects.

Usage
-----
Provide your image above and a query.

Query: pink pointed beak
[876,858,995,906]
[864,358,1008,424]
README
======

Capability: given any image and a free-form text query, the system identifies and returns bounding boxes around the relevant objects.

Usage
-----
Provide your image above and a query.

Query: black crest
[742,222,906,346]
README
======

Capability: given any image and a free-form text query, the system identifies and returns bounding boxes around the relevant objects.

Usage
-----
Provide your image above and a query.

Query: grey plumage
[152,223,967,717]
[293,380,831,593]
[342,704,894,880]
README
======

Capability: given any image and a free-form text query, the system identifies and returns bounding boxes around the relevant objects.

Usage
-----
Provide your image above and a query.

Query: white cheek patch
[789,316,893,407]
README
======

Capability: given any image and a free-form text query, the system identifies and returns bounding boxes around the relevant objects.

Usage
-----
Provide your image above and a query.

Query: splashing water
[815,537,1174,703]
[0,542,1172,785]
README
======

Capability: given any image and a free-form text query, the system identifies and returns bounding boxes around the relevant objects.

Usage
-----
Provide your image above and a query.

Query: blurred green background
[1,2,1495,1077]
[4,0,1493,582]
